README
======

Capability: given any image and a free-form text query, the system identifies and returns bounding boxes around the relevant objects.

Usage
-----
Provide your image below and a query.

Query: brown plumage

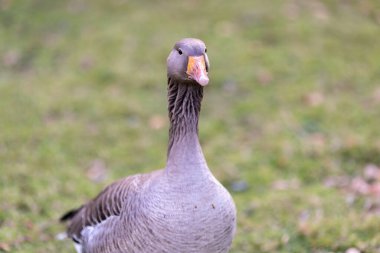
[61,38,236,253]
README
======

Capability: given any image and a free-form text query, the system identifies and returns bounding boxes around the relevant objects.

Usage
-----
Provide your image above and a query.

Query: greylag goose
[60,38,236,253]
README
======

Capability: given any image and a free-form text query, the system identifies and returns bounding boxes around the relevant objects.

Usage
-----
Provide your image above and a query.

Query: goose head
[167,38,210,86]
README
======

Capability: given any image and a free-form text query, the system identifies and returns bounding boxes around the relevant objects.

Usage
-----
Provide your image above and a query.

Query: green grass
[1,0,380,252]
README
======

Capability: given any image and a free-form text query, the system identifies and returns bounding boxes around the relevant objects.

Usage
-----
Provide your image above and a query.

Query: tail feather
[60,206,83,222]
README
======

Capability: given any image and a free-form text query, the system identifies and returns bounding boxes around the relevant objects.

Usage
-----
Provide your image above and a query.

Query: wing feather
[61,175,138,241]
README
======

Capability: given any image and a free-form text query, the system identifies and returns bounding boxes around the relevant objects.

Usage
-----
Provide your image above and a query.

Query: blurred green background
[1,0,380,252]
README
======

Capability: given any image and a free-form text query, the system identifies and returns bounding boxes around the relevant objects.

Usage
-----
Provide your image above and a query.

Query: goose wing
[60,175,139,242]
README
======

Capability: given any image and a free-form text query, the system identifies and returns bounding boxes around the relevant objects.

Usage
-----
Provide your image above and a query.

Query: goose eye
[178,49,183,55]
[205,48,207,53]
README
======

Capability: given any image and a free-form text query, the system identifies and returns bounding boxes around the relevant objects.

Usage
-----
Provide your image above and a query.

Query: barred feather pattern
[77,170,236,253]
[64,175,139,242]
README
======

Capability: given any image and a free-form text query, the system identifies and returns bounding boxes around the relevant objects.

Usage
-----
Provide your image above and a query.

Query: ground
[1,0,380,252]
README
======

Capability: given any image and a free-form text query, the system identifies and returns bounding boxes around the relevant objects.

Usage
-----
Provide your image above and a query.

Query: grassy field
[1,0,380,252]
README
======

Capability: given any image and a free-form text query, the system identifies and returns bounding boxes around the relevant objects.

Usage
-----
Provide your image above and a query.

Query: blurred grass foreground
[1,0,380,252]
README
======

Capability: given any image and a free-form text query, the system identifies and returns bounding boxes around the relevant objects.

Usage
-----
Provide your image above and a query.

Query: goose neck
[166,79,206,168]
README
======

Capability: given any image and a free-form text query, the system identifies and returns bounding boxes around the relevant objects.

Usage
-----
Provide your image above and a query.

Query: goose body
[61,38,236,253]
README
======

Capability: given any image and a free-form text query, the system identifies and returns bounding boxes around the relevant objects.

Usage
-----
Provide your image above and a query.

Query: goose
[60,38,236,253]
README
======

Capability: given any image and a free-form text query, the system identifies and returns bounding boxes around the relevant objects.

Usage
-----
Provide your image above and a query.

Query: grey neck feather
[166,78,207,170]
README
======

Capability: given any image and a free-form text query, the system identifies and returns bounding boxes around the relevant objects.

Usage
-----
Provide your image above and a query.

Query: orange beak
[186,56,209,86]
